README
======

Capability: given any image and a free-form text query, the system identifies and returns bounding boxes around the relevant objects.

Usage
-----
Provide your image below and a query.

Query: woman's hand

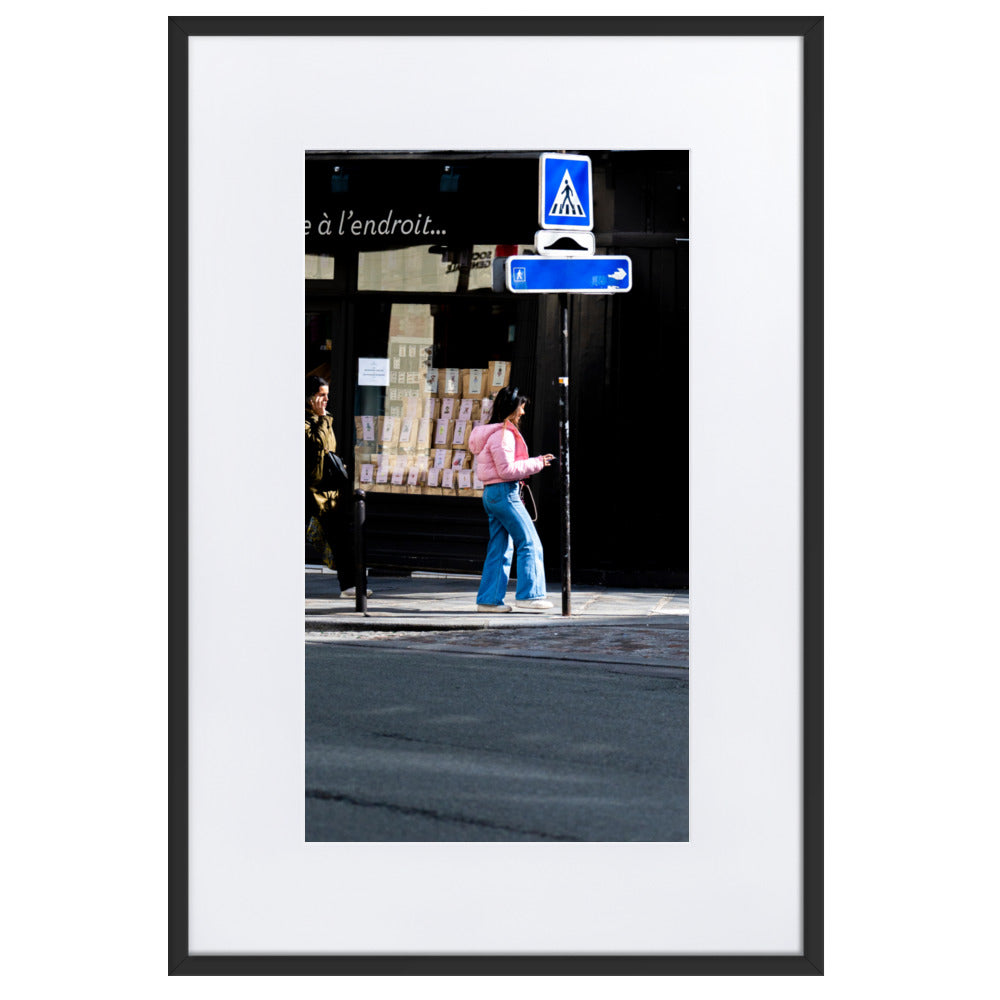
[309,393,327,417]
[540,453,555,467]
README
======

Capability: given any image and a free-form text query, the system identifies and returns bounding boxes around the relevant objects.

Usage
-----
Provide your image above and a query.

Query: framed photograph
[170,16,822,973]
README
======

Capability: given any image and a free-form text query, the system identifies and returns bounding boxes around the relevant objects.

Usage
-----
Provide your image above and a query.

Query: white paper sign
[358,358,390,386]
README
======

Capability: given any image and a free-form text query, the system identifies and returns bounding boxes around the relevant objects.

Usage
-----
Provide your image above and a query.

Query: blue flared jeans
[476,481,547,605]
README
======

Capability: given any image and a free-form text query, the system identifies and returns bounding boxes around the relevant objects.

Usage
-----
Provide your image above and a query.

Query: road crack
[305,787,581,841]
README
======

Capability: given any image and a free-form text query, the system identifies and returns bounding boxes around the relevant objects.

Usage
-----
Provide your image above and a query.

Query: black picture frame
[169,15,823,975]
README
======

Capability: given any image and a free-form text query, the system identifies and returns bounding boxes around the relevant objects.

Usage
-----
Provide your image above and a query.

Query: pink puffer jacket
[469,421,546,485]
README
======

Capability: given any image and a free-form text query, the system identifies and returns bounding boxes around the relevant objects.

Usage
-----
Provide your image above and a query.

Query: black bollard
[354,489,367,613]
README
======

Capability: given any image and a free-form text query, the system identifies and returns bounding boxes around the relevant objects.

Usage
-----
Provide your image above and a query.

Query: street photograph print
[304,150,689,842]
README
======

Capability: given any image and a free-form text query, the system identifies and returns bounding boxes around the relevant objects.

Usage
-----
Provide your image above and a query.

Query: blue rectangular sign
[505,255,632,294]
[539,153,593,230]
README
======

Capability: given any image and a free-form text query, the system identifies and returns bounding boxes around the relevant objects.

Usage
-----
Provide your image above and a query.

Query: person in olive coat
[305,375,361,597]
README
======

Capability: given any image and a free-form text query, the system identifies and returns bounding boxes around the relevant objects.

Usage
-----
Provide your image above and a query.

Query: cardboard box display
[488,360,510,390]
[438,368,461,397]
[462,368,488,398]
[380,415,401,446]
[433,419,453,447]
[398,417,415,446]
[355,415,377,442]
[416,418,432,449]
[452,419,471,448]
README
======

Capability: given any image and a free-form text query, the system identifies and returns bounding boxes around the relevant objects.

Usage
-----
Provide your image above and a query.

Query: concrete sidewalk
[305,566,689,630]
[305,567,690,670]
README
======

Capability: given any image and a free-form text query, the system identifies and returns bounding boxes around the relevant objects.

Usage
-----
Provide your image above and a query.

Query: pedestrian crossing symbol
[548,170,586,218]
[539,152,593,230]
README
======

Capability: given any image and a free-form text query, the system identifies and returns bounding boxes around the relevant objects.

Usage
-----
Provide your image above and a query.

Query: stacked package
[356,357,510,497]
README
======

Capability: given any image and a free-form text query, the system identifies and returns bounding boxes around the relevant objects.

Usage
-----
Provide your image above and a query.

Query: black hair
[305,375,329,400]
[491,384,529,426]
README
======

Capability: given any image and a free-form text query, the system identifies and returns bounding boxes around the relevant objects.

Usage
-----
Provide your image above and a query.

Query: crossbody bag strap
[520,481,538,522]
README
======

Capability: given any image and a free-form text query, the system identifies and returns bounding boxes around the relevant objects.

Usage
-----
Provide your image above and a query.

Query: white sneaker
[514,598,554,610]
[340,587,373,598]
[476,603,512,613]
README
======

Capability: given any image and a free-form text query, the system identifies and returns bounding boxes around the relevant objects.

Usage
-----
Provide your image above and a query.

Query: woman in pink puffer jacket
[468,385,555,612]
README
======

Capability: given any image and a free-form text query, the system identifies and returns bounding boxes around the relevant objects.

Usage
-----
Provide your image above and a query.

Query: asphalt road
[306,642,688,842]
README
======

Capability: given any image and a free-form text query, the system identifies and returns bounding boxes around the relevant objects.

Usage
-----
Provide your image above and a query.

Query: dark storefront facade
[306,150,688,587]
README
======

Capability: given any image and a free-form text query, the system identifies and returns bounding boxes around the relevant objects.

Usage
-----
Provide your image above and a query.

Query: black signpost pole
[501,151,628,617]
[558,292,571,617]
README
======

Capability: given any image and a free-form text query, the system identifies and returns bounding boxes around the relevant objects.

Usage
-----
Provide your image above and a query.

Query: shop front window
[352,300,517,498]
[304,254,335,280]
[358,244,528,294]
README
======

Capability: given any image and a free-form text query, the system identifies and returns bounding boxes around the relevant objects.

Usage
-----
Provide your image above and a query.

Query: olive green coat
[305,409,343,518]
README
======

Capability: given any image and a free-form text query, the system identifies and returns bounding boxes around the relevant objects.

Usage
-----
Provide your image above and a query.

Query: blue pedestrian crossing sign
[505,254,632,294]
[539,153,593,230]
